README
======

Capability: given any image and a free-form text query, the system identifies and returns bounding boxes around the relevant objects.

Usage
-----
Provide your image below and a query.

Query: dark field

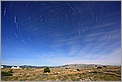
[1,66,121,81]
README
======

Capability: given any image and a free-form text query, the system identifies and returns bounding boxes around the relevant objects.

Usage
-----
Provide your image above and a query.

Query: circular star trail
[1,1,121,66]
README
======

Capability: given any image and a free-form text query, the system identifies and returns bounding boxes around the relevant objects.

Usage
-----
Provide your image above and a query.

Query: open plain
[1,66,121,81]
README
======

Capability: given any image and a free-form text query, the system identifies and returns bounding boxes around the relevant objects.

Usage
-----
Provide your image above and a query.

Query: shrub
[43,66,50,73]
[1,70,13,76]
[1,71,12,76]
[8,70,13,73]
[77,69,80,71]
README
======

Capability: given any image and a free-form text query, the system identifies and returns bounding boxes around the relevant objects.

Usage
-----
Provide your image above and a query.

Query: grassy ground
[1,66,121,81]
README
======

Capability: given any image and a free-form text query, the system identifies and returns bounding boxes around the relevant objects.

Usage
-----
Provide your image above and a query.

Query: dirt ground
[1,66,121,81]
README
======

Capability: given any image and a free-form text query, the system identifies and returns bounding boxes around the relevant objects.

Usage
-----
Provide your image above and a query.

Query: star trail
[1,1,121,66]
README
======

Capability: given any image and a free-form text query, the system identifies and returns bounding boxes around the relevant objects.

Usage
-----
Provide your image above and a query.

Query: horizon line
[1,63,121,67]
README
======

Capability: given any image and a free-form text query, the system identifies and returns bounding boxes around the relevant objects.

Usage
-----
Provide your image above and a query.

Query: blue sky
[1,1,121,66]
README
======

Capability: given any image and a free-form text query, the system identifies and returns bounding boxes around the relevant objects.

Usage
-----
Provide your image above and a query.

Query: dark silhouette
[44,66,50,73]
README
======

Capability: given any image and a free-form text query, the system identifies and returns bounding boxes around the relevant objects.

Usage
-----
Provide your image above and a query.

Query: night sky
[1,1,121,66]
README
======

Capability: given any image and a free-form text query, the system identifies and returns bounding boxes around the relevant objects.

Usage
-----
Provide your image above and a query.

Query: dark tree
[44,66,50,73]
[77,69,80,71]
[2,69,13,76]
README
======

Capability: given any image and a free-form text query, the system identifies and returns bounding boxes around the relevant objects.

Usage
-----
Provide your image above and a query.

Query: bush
[1,71,12,76]
[43,66,50,73]
[8,70,13,73]
[1,70,13,76]
[77,69,80,71]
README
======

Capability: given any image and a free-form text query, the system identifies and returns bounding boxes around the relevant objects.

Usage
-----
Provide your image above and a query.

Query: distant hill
[59,64,103,68]
[1,65,52,68]
[1,64,110,68]
[1,65,12,68]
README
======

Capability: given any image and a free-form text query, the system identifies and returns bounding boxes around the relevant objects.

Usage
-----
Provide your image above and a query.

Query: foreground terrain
[1,66,121,81]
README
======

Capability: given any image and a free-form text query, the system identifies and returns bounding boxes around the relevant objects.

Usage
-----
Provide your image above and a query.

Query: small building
[11,66,22,69]
[1,66,4,68]
[11,66,15,69]
[17,66,20,69]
